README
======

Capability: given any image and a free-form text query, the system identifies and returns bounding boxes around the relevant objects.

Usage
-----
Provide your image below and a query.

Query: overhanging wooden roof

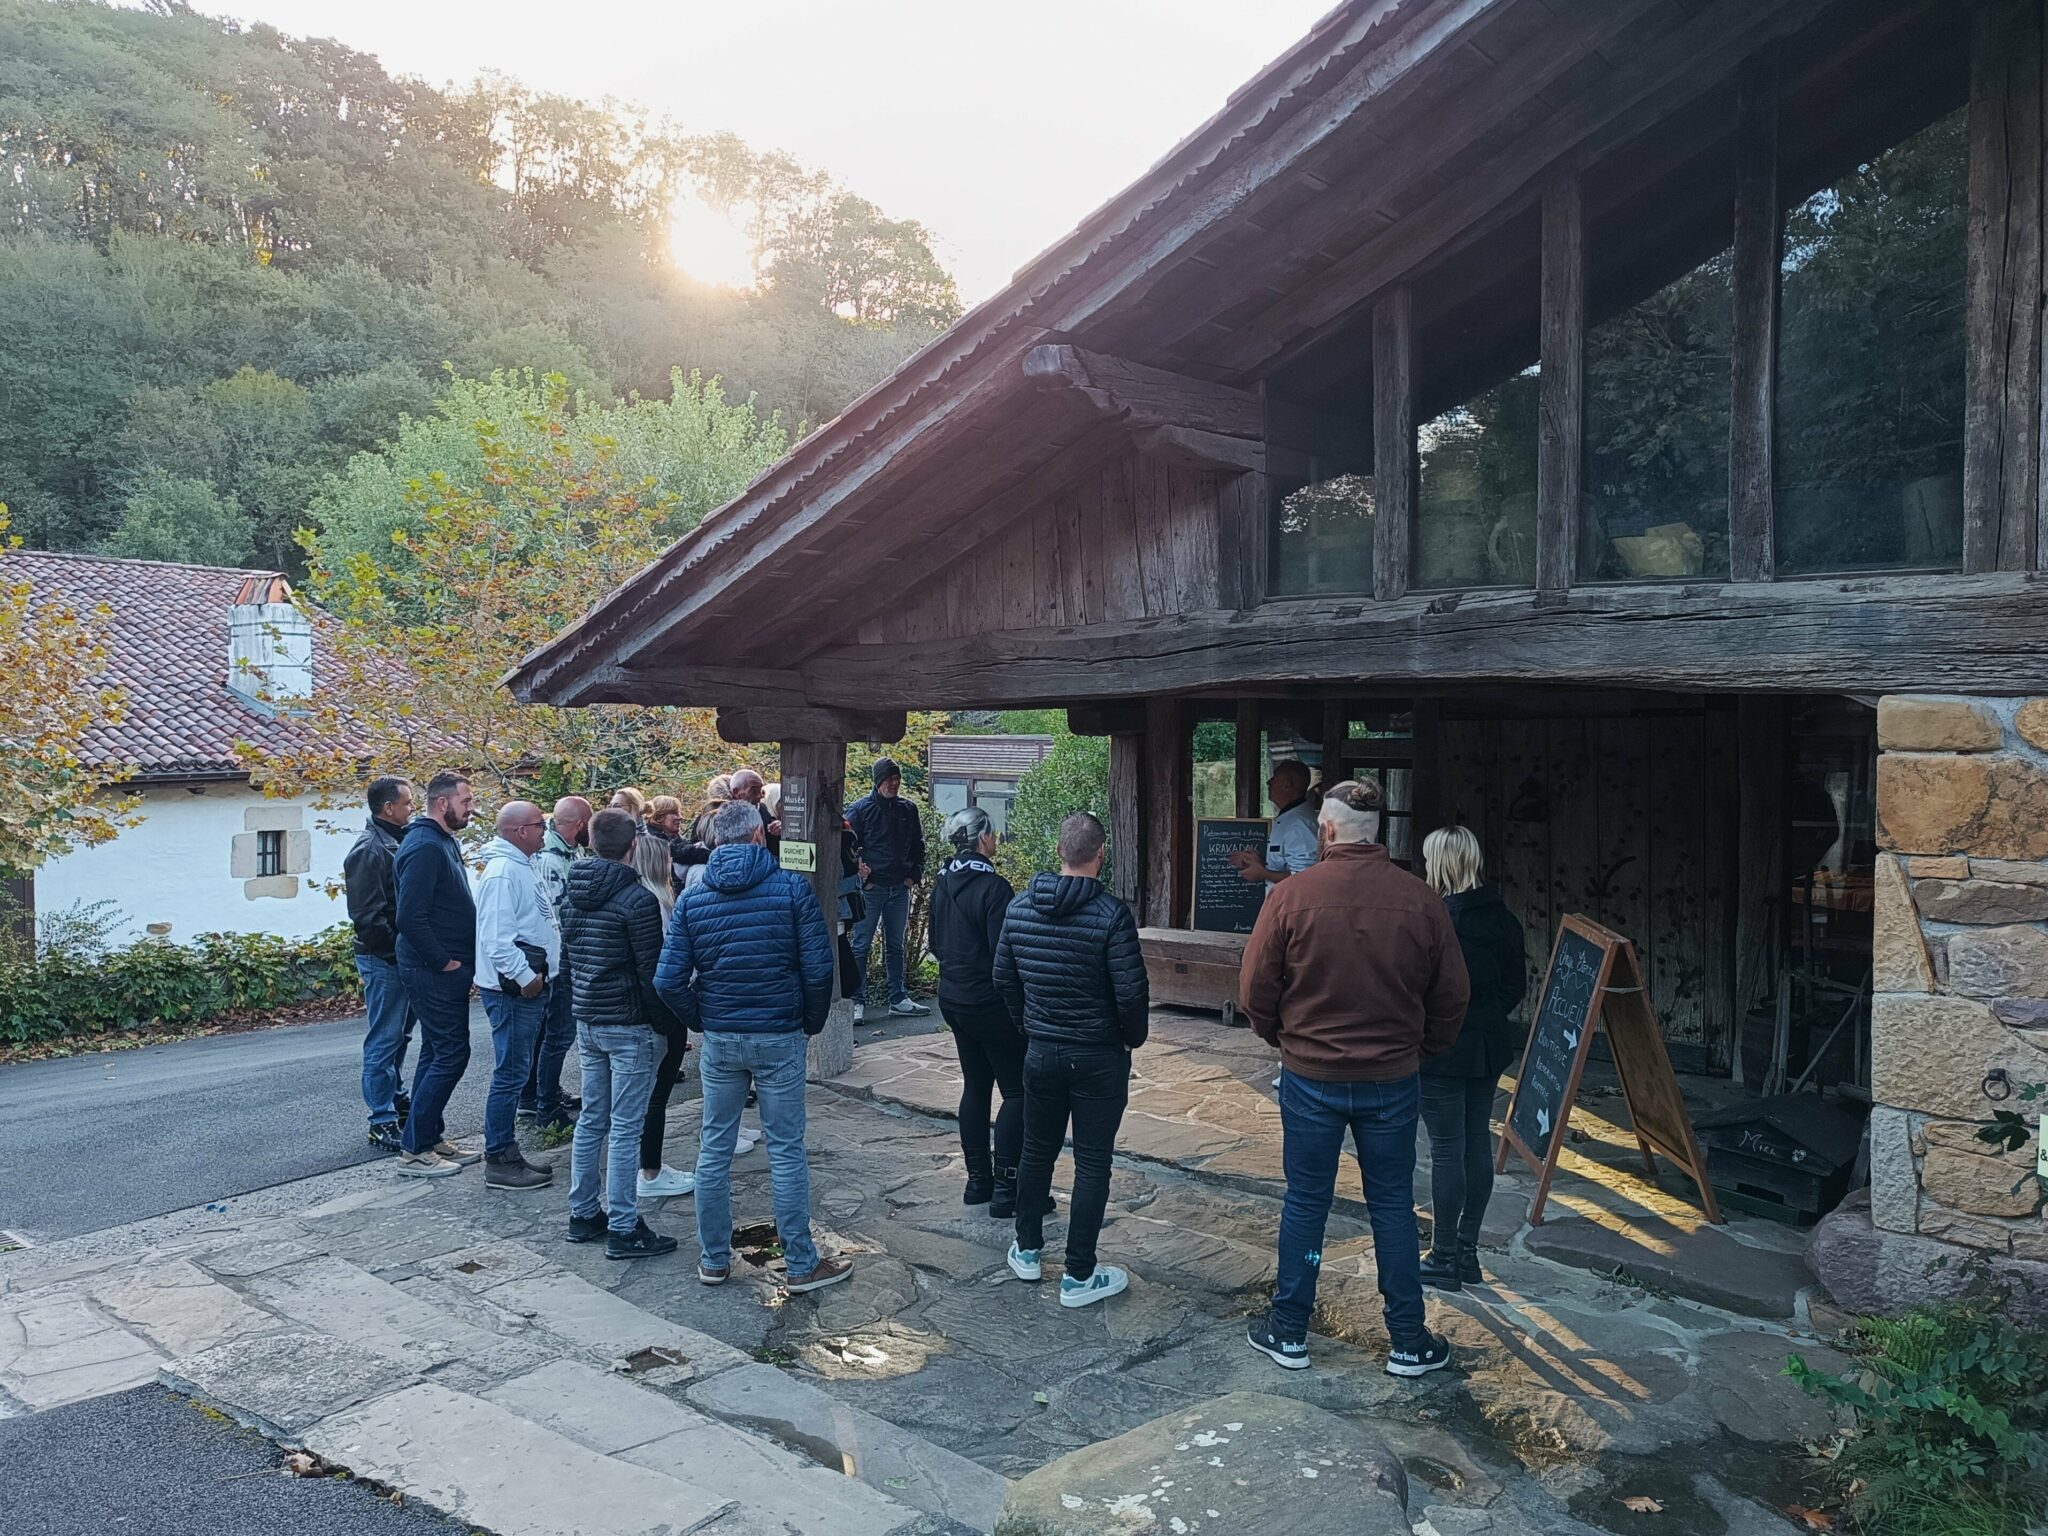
[509,0,1982,712]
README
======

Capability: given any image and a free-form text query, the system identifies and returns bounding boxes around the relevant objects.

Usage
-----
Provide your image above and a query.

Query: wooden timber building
[514,0,2048,1160]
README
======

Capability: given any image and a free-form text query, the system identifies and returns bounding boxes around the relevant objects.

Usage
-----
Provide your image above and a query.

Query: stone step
[687,1362,1007,1533]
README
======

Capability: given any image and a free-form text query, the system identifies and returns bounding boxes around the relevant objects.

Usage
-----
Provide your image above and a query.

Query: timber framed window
[1415,367,1540,590]
[256,829,285,879]
[1270,472,1376,596]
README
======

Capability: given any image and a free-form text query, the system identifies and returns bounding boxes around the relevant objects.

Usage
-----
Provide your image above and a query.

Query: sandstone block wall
[1871,695,2048,1256]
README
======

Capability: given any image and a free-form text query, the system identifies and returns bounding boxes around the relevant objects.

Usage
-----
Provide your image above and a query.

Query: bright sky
[206,0,1335,303]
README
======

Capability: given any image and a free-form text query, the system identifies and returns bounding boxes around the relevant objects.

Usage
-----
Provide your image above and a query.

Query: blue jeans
[398,964,474,1155]
[570,1023,661,1234]
[1270,1069,1426,1347]
[355,954,414,1127]
[695,1030,818,1275]
[851,881,911,1004]
[481,986,548,1157]
[521,969,576,1118]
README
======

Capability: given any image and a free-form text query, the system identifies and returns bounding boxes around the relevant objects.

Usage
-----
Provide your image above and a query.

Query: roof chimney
[227,574,313,710]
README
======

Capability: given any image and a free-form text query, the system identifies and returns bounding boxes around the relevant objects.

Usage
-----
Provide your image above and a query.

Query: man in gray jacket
[523,794,591,1130]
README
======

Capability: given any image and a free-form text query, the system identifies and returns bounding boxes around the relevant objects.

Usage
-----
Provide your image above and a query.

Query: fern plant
[1788,1302,2048,1536]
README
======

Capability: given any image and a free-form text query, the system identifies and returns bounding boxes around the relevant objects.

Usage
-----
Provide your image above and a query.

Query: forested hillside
[0,0,960,570]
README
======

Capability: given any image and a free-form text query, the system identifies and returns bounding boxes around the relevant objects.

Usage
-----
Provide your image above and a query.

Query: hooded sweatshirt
[653,842,834,1035]
[992,872,1149,1051]
[392,815,475,972]
[473,834,561,993]
[928,853,1015,1010]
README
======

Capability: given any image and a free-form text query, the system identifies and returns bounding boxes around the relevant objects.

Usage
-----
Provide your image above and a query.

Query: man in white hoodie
[474,800,562,1191]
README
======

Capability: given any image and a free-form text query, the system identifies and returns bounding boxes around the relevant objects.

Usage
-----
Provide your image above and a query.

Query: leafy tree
[101,473,253,566]
[0,507,140,877]
[998,728,1112,889]
[249,416,726,816]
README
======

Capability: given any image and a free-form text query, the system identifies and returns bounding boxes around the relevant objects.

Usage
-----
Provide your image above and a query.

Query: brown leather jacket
[1239,842,1471,1082]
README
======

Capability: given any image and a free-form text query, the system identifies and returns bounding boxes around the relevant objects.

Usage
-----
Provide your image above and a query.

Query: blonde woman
[1418,827,1526,1292]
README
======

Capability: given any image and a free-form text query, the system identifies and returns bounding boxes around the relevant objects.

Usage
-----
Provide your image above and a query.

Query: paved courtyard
[1,1011,1852,1535]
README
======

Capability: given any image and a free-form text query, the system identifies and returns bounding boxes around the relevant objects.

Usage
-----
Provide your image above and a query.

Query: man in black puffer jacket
[994,811,1148,1309]
[559,809,681,1261]
[928,806,1021,1216]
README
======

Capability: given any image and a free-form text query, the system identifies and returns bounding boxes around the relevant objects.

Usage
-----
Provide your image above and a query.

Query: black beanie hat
[872,757,901,786]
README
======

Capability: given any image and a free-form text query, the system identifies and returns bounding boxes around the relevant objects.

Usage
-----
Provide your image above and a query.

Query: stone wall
[1870,694,2048,1259]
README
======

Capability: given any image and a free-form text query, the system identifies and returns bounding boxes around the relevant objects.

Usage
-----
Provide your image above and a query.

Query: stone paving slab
[309,1379,736,1536]
[235,1254,512,1371]
[88,1257,279,1357]
[0,1296,163,1409]
[486,1357,724,1454]
[478,1269,750,1376]
[161,1329,419,1438]
[688,1361,1009,1533]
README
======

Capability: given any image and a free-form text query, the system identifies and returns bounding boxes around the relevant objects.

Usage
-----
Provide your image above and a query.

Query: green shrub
[0,925,361,1044]
[1788,1301,2048,1536]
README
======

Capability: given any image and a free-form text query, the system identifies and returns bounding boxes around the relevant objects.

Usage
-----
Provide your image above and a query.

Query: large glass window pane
[1775,109,1967,575]
[1581,252,1732,581]
[1272,474,1375,595]
[1416,366,1539,588]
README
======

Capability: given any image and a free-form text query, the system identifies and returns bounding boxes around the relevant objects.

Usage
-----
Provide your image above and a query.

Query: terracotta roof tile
[8,549,353,781]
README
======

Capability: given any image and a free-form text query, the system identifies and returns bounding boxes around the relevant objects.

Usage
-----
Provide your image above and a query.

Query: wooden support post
[1110,730,1143,910]
[1732,696,1786,1079]
[1142,697,1189,929]
[1729,49,1781,583]
[1234,698,1263,818]
[1964,0,2044,572]
[1411,696,1443,861]
[1701,697,1741,1073]
[1372,285,1416,602]
[1322,700,1349,793]
[1538,175,1585,593]
[778,738,851,1081]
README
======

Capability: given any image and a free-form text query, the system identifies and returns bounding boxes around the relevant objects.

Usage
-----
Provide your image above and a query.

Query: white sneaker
[1060,1265,1129,1308]
[433,1139,483,1166]
[734,1126,761,1153]
[637,1166,696,1198]
[1008,1243,1042,1282]
[852,1000,865,1023]
[889,998,931,1017]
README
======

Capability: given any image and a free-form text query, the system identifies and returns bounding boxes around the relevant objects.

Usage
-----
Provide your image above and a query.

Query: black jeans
[838,933,861,1000]
[941,1000,1025,1178]
[1014,1040,1129,1280]
[1421,1073,1497,1251]
[639,1030,688,1173]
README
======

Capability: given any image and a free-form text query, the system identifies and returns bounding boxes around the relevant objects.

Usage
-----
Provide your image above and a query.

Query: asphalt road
[0,1002,512,1244]
[0,1384,464,1536]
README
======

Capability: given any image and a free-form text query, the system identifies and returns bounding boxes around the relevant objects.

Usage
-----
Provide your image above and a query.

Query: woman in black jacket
[1418,826,1527,1291]
[927,806,1023,1216]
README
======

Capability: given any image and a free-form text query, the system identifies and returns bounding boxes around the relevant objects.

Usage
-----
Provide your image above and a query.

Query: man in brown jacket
[1239,778,1470,1379]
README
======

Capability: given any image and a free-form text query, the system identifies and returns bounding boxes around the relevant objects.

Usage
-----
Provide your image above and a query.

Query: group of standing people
[344,749,1529,1372]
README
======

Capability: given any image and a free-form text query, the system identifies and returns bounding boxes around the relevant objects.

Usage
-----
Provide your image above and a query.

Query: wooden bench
[1139,927,1249,1026]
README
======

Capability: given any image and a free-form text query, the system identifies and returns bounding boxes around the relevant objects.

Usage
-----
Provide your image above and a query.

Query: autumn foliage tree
[0,507,139,879]
[247,383,729,817]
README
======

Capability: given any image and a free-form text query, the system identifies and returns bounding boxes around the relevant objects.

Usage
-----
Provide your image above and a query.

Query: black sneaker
[1419,1249,1463,1293]
[962,1173,994,1206]
[1247,1320,1311,1371]
[1458,1243,1485,1286]
[484,1153,554,1190]
[990,1170,1018,1220]
[1386,1330,1452,1378]
[565,1212,607,1244]
[393,1093,411,1125]
[606,1220,679,1260]
[366,1123,403,1153]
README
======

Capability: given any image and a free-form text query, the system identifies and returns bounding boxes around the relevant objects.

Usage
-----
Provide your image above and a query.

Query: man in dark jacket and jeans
[655,800,850,1295]
[996,811,1148,1309]
[1239,779,1470,1379]
[344,775,416,1151]
[928,805,1021,1215]
[845,757,927,1020]
[561,809,679,1259]
[392,770,482,1178]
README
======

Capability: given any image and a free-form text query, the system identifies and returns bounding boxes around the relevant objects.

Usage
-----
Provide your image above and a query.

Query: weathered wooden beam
[800,574,2048,706]
[1964,0,2044,572]
[1537,175,1585,593]
[717,706,906,745]
[541,662,806,707]
[1024,344,1264,439]
[1729,48,1781,583]
[1141,698,1185,928]
[1234,698,1263,818]
[1067,702,1147,736]
[1372,285,1416,602]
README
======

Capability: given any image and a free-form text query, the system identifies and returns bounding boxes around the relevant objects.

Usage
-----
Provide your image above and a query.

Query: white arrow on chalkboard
[1562,1028,1579,1053]
[1536,1106,1551,1139]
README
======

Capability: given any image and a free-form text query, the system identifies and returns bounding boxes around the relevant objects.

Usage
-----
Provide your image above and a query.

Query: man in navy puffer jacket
[994,811,1148,1309]
[654,801,849,1295]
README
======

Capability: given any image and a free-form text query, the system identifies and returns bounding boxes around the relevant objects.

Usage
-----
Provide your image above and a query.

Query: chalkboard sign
[1191,817,1270,934]
[1497,915,1721,1226]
